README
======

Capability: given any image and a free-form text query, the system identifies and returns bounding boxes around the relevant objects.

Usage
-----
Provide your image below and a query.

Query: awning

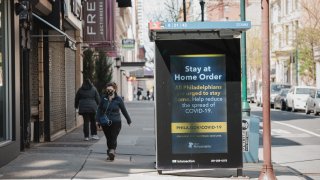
[32,12,76,43]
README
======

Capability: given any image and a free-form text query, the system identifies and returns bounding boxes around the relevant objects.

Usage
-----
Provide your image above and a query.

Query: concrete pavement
[0,101,305,179]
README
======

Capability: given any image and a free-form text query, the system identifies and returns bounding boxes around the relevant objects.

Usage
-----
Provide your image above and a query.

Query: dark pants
[82,113,97,138]
[102,121,122,151]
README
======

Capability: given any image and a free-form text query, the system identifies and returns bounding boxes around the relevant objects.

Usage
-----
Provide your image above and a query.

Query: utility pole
[259,0,276,179]
[240,0,250,117]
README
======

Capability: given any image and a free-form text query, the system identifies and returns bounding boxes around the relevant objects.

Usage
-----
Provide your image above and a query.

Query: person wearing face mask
[97,82,132,161]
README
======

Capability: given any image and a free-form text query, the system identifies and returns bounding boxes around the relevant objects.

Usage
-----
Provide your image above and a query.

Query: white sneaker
[84,137,89,141]
[91,135,100,140]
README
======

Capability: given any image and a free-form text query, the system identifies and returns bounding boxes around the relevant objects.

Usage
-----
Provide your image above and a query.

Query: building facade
[206,0,241,21]
[271,0,301,85]
[271,0,320,86]
[0,0,22,167]
[1,0,83,167]
[115,0,146,101]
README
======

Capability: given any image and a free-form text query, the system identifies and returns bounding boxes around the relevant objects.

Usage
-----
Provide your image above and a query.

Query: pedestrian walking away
[146,90,150,100]
[137,89,142,101]
[97,82,132,161]
[75,78,100,141]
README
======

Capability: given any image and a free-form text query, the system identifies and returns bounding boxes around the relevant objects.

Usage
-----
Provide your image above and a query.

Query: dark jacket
[75,80,100,114]
[97,94,131,124]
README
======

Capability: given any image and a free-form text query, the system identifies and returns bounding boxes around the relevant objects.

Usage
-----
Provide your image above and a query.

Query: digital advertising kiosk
[149,21,251,174]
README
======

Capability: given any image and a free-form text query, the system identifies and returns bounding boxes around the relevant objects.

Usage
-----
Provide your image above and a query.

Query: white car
[286,86,317,112]
[305,89,320,115]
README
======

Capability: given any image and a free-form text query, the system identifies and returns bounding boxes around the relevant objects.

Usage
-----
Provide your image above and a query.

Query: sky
[142,0,166,63]
[142,0,182,63]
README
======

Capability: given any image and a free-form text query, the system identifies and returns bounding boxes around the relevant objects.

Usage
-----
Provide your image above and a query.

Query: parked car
[247,92,255,103]
[305,89,320,115]
[256,83,291,107]
[270,83,291,108]
[273,88,290,110]
[256,90,262,106]
[286,86,317,112]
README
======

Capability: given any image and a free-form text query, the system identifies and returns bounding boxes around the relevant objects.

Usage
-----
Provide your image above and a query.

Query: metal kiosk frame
[149,21,251,177]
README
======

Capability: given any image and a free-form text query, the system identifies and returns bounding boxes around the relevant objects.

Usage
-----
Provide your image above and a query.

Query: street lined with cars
[253,84,320,116]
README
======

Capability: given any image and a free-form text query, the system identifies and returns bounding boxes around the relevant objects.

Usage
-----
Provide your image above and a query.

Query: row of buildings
[2,0,319,168]
[0,0,148,167]
[183,0,320,93]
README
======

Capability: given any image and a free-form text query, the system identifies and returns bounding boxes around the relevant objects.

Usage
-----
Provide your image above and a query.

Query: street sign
[149,21,251,31]
[122,39,135,49]
[149,21,251,42]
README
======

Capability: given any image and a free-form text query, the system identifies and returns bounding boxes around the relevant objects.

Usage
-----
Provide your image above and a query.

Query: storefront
[0,0,22,167]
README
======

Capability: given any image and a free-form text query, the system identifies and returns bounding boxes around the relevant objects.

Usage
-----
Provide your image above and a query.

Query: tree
[163,0,182,22]
[149,0,182,22]
[82,49,95,81]
[297,45,315,85]
[247,28,262,94]
[295,0,320,85]
[94,51,113,94]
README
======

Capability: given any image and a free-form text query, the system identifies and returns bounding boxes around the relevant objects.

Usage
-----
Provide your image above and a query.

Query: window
[281,89,289,96]
[285,25,289,45]
[0,0,11,142]
[295,20,299,31]
[278,34,281,48]
[272,4,279,23]
[294,20,299,39]
[296,88,313,95]
[285,0,289,14]
[278,2,281,22]
[294,0,299,10]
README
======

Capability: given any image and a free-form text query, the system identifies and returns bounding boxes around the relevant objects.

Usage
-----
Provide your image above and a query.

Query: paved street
[251,103,320,180]
[0,101,309,179]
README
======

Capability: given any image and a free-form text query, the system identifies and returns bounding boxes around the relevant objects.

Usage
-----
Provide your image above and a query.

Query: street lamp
[115,57,122,68]
[240,0,250,117]
[199,0,205,22]
[14,2,27,15]
[183,0,186,22]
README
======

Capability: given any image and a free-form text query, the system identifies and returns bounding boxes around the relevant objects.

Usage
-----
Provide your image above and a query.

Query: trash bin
[242,116,260,163]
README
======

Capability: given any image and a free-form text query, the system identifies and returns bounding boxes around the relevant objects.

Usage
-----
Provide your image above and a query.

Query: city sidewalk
[0,102,304,179]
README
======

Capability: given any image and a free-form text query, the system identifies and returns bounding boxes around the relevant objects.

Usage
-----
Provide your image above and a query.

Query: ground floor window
[0,0,11,142]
